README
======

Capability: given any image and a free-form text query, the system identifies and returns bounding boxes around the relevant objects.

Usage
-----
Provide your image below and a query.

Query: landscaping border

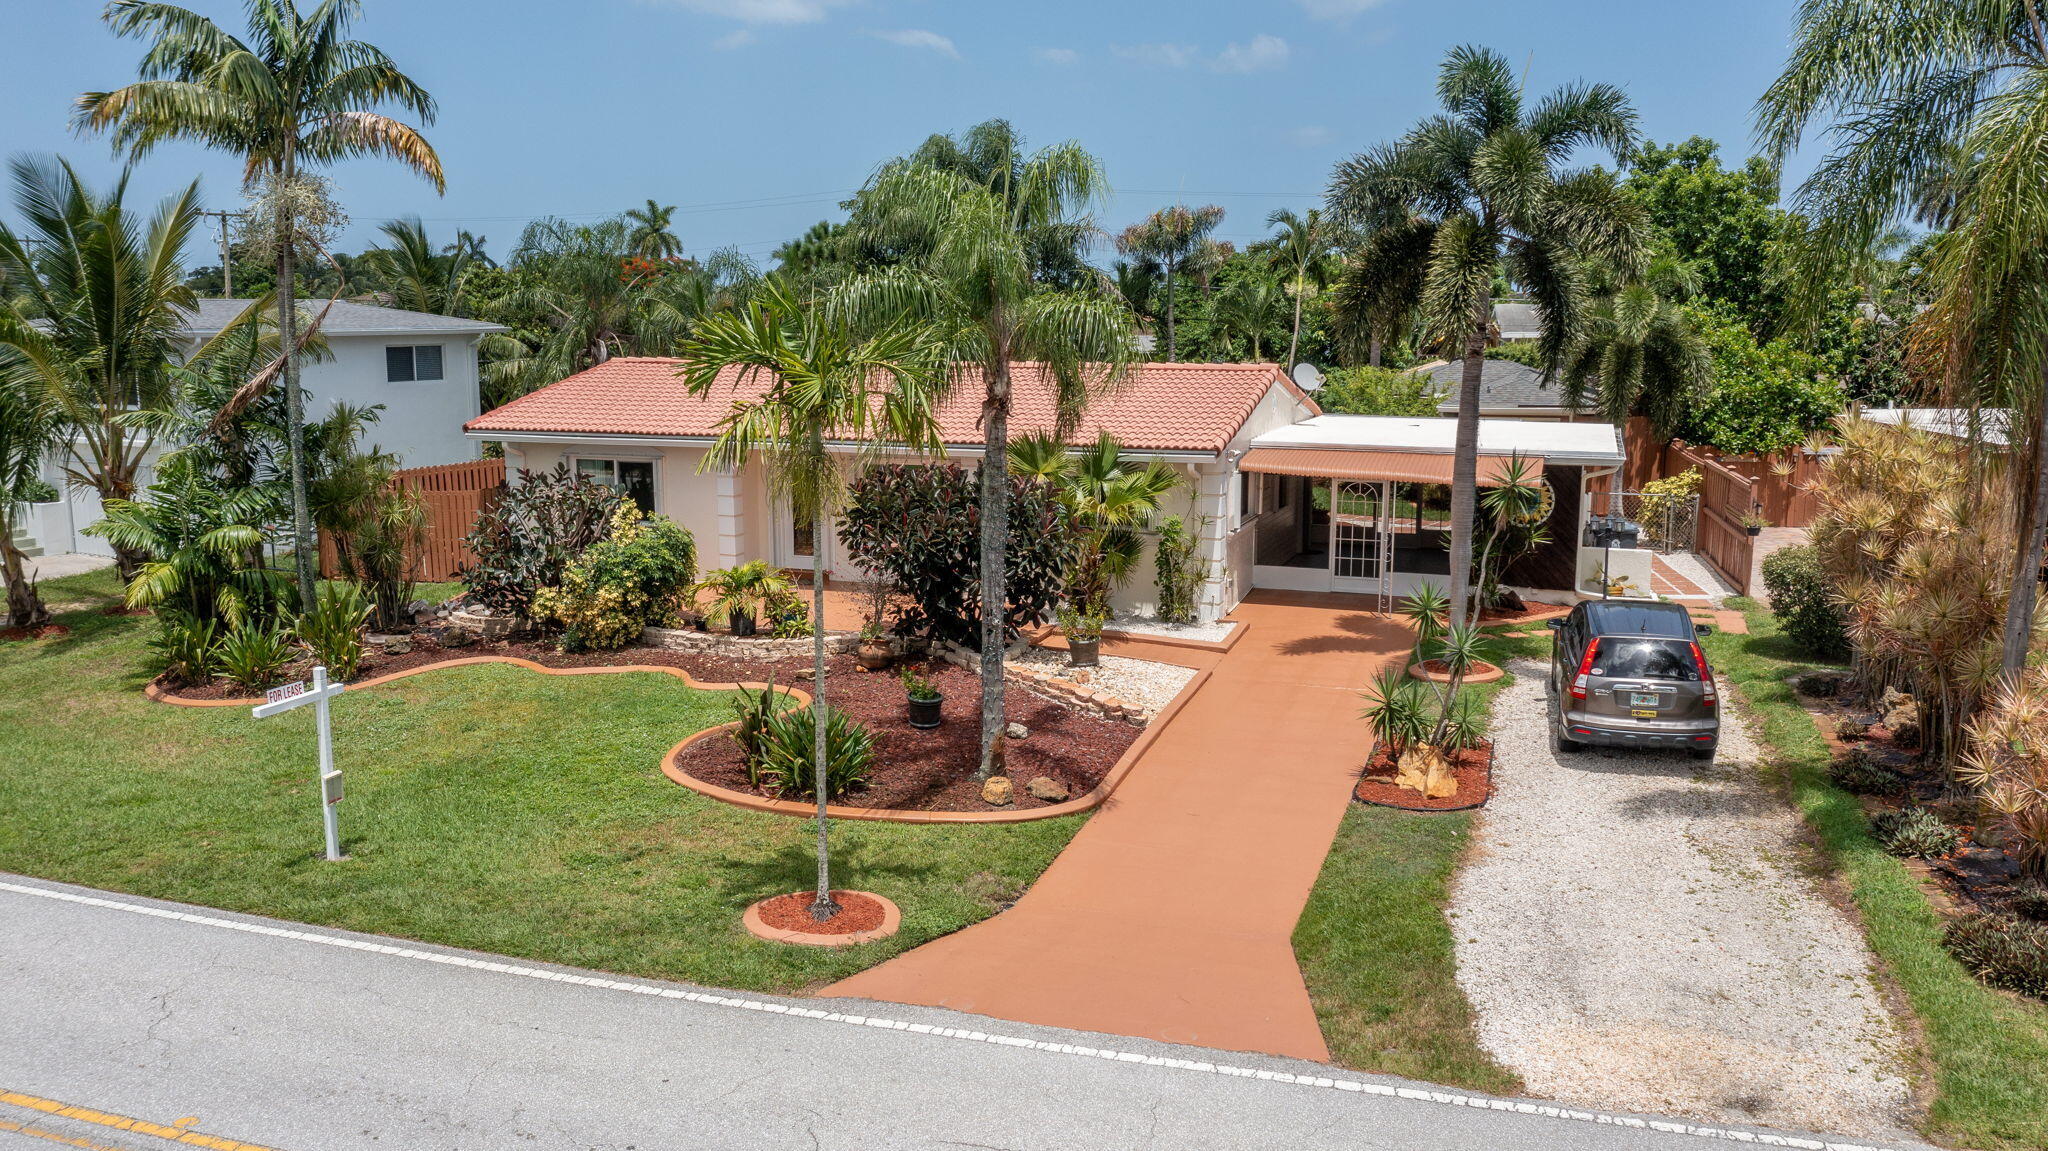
[1408,660,1506,685]
[743,891,902,948]
[1352,739,1495,813]
[143,656,807,710]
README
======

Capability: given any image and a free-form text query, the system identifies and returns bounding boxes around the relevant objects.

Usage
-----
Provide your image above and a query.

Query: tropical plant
[1264,208,1341,368]
[147,611,219,687]
[461,463,623,618]
[1397,582,1451,657]
[360,216,478,317]
[1207,273,1290,361]
[1010,431,1180,615]
[900,667,940,702]
[1116,204,1225,361]
[728,670,781,779]
[1152,514,1207,625]
[690,561,792,635]
[308,428,427,632]
[82,0,445,612]
[840,463,1076,650]
[215,621,296,691]
[1635,467,1702,551]
[753,704,876,801]
[1313,366,1442,416]
[1360,666,1434,757]
[1761,544,1849,661]
[295,580,371,681]
[837,121,1135,778]
[1959,669,2048,883]
[1055,603,1107,642]
[0,363,59,627]
[533,503,697,652]
[1327,45,1645,624]
[87,457,289,627]
[1829,747,1905,797]
[1471,454,1552,610]
[1944,912,2048,1000]
[1558,254,1713,436]
[625,199,682,260]
[1674,307,1846,456]
[1873,806,1964,859]
[0,157,200,581]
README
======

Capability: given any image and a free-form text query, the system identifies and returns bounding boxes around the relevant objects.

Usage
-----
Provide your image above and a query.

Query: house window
[574,457,656,513]
[385,345,445,382]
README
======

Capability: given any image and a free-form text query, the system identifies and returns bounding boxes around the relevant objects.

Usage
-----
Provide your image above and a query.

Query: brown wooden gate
[319,458,506,583]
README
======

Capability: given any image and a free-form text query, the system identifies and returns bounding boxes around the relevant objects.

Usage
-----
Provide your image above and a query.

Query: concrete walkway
[826,592,1409,1061]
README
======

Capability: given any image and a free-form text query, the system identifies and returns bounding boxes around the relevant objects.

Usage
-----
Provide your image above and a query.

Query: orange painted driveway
[824,592,1409,1061]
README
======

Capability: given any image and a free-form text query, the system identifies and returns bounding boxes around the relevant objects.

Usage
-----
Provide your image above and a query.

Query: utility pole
[199,210,239,297]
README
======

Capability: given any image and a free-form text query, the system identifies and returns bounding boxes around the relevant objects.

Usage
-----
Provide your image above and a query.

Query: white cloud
[1286,125,1333,149]
[655,0,853,24]
[1113,42,1200,69]
[712,27,757,49]
[1033,46,1080,66]
[870,28,961,58]
[1297,0,1390,18]
[1214,33,1289,74]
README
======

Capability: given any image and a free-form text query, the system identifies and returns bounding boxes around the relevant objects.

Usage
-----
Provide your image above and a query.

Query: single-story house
[1492,300,1543,343]
[466,358,1631,622]
[1427,358,1573,421]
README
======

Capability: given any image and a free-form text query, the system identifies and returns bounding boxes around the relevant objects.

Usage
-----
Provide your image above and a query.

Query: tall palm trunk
[278,156,317,614]
[2001,380,2048,674]
[1286,280,1305,368]
[1446,295,1488,627]
[1368,330,1384,368]
[808,434,837,920]
[1163,260,1178,361]
[977,365,1011,780]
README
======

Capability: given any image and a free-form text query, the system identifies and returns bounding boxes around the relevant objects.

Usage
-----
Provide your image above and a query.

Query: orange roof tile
[466,358,1316,455]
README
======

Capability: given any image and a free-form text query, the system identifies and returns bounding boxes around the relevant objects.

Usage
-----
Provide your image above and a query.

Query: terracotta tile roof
[466,358,1316,454]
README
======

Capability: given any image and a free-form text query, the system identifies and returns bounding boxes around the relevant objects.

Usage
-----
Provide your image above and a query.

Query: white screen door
[1329,480,1392,606]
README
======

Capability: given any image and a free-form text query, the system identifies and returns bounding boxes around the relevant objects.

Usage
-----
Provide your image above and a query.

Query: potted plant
[1058,604,1107,668]
[1740,511,1770,537]
[902,666,943,729]
[691,561,791,637]
[855,623,892,670]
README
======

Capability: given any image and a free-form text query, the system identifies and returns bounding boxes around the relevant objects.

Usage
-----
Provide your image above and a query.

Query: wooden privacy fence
[1692,456,1758,596]
[319,457,507,583]
[1622,418,1825,529]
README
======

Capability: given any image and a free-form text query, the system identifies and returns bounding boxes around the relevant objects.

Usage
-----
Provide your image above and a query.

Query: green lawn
[1706,598,2048,1151]
[0,569,1081,993]
[1292,666,1522,1096]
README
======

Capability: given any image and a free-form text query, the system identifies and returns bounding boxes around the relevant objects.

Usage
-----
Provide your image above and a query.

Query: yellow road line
[0,1115,130,1151]
[0,1093,283,1151]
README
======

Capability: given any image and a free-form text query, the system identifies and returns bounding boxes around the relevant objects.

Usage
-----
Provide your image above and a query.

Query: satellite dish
[1291,362,1325,392]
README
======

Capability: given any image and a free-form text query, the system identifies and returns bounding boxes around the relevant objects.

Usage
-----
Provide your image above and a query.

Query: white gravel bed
[1010,647,1198,714]
[1449,662,1914,1141]
[1105,613,1238,644]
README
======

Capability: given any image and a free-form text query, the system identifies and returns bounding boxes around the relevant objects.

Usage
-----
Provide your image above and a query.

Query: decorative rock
[981,776,1014,806]
[451,607,520,640]
[384,637,412,655]
[1073,669,1093,685]
[1006,721,1029,740]
[1026,776,1069,802]
[1098,695,1125,713]
[438,627,475,648]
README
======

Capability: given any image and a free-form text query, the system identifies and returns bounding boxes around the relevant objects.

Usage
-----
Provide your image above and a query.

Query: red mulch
[754,890,886,935]
[1354,740,1494,812]
[1479,602,1567,624]
[101,605,151,617]
[676,655,1134,812]
[0,623,70,642]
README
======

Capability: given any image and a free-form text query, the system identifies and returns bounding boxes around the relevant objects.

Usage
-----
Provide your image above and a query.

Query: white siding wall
[292,334,484,467]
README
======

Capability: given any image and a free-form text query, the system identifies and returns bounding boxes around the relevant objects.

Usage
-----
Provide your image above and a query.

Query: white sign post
[253,664,348,861]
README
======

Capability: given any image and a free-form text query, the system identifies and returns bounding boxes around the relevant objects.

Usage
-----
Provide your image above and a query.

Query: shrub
[1872,805,1962,858]
[1829,747,1904,795]
[325,463,430,633]
[297,582,372,681]
[1943,913,2048,1000]
[1761,545,1849,661]
[461,463,623,618]
[1314,365,1442,416]
[728,675,781,786]
[532,505,697,651]
[689,561,792,635]
[149,611,219,687]
[900,667,939,701]
[1153,515,1207,624]
[2013,880,2048,923]
[215,623,296,691]
[754,704,875,800]
[841,463,1075,648]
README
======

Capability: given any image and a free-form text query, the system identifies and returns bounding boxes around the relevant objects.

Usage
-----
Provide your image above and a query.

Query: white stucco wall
[280,334,485,468]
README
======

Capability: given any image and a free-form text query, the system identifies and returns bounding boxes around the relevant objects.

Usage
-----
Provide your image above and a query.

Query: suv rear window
[1593,639,1701,681]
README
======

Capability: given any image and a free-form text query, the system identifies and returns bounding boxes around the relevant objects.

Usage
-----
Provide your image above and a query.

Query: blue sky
[4,0,1805,267]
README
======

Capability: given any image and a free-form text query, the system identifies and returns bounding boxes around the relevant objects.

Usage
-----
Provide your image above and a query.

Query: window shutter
[414,344,444,381]
[386,346,415,382]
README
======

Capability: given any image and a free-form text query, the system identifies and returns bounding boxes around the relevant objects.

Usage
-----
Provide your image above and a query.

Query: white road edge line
[0,878,1901,1151]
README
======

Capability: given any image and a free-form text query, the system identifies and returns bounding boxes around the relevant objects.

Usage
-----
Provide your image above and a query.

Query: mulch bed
[1354,739,1494,812]
[753,890,886,935]
[1478,602,1569,625]
[0,623,71,642]
[153,631,1139,814]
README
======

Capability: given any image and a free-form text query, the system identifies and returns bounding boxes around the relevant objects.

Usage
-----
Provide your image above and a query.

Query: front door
[775,500,829,575]
[1329,480,1392,605]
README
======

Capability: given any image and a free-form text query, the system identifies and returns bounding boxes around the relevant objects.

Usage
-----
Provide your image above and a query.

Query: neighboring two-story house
[19,299,503,560]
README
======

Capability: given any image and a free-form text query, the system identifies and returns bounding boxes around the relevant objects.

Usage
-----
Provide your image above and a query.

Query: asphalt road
[0,874,1930,1151]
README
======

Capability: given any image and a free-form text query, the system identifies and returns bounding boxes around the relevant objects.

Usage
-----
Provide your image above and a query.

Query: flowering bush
[533,505,697,651]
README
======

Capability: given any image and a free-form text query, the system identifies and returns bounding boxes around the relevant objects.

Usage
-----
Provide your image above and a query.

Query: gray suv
[1547,600,1719,759]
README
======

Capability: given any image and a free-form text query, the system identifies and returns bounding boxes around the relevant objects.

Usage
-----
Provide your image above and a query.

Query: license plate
[1630,692,1661,708]
[1630,708,1659,718]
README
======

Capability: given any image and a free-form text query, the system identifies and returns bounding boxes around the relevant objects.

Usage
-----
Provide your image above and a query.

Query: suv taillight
[1570,638,1600,700]
[1690,641,1717,707]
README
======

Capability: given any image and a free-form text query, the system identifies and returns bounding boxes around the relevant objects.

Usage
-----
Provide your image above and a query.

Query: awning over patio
[1239,447,1544,486]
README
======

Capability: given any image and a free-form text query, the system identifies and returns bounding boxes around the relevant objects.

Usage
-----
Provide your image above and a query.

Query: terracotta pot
[1067,636,1101,668]
[855,641,892,670]
[907,692,943,729]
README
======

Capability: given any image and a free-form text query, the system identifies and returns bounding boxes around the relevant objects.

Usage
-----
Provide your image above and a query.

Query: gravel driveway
[1449,662,1915,1140]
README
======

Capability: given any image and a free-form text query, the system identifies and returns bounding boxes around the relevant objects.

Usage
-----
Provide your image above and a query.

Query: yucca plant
[215,622,297,692]
[755,705,876,801]
[1359,666,1432,758]
[295,581,371,681]
[147,611,219,688]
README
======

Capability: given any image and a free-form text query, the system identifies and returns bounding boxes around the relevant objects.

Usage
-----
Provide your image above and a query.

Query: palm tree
[1559,254,1711,436]
[838,127,1136,778]
[680,279,951,921]
[0,157,201,582]
[1327,45,1644,624]
[1328,219,1427,367]
[1757,0,2048,676]
[1264,208,1340,367]
[1117,204,1225,360]
[625,199,682,260]
[81,0,443,613]
[362,216,475,316]
[0,364,59,628]
[1010,431,1182,614]
[1209,273,1290,361]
